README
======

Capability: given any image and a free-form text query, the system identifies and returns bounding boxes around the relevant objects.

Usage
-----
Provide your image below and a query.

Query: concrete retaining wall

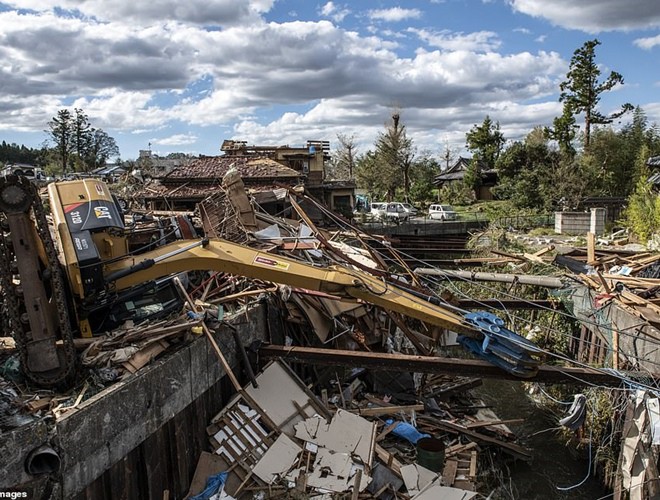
[2,302,268,498]
[555,208,606,235]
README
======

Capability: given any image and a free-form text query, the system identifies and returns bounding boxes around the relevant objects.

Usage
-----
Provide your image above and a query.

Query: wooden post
[587,232,596,266]
[588,330,597,364]
[612,328,620,370]
[577,325,587,363]
[173,277,242,392]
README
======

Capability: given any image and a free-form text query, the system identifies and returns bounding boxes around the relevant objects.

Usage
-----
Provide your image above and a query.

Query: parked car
[370,202,387,219]
[384,202,410,222]
[428,204,458,220]
[401,203,418,217]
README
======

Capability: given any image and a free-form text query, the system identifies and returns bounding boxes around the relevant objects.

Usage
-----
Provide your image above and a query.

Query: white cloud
[152,133,198,146]
[510,0,660,32]
[367,7,422,22]
[2,0,274,26]
[319,2,351,23]
[634,34,660,50]
[513,27,531,34]
[411,28,502,52]
[0,1,589,157]
[535,35,547,43]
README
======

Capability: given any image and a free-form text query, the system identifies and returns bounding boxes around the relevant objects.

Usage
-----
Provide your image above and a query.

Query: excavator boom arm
[103,238,479,336]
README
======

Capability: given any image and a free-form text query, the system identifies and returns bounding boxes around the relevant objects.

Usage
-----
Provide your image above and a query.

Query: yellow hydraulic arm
[102,238,480,337]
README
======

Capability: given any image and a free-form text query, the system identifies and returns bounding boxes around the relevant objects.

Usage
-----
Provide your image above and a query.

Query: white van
[384,202,410,222]
[428,204,458,220]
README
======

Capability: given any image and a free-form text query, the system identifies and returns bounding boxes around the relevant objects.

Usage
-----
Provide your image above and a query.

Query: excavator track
[0,175,76,386]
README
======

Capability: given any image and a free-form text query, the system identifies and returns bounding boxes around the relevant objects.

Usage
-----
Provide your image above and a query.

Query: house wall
[477,186,494,201]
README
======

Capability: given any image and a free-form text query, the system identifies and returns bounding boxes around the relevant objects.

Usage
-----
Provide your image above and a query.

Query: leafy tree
[355,151,384,199]
[409,154,440,204]
[374,113,415,200]
[551,153,604,210]
[462,159,483,193]
[464,115,505,193]
[545,103,578,158]
[85,128,119,170]
[47,109,74,174]
[72,108,92,171]
[559,39,633,149]
[623,145,660,241]
[588,127,632,196]
[0,142,43,165]
[45,108,119,173]
[465,115,505,168]
[437,182,475,206]
[494,135,558,210]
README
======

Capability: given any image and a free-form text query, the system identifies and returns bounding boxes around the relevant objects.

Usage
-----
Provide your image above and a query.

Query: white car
[428,204,458,220]
[384,202,410,222]
[370,202,387,219]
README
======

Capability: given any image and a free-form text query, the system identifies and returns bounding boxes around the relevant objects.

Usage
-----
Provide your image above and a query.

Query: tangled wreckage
[0,171,653,498]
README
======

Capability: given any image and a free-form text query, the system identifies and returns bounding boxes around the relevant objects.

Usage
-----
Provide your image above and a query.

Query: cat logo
[94,206,112,220]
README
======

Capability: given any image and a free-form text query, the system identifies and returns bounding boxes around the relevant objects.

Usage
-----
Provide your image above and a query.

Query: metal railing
[353,211,554,232]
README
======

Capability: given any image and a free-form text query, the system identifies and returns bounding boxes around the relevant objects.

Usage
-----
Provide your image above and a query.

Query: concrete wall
[1,303,267,498]
[555,208,606,235]
[366,219,488,237]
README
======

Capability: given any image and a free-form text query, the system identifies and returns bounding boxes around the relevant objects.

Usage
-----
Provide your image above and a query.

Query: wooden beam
[259,345,649,387]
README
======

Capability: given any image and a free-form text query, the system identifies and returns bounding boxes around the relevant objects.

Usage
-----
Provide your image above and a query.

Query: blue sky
[1,0,660,160]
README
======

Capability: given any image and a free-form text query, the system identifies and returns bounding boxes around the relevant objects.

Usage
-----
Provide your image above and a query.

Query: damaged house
[138,156,303,214]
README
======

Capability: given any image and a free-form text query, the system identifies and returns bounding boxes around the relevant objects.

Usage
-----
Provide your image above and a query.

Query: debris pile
[189,360,529,499]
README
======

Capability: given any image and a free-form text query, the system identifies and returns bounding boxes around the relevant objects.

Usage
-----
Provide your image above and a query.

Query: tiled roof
[138,180,296,200]
[164,155,301,181]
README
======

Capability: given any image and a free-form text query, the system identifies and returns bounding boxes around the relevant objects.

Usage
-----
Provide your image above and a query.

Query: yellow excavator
[0,175,540,386]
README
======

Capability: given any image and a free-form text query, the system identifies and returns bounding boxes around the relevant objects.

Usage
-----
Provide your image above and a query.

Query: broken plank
[352,404,425,417]
[465,418,524,429]
[419,417,532,461]
[375,444,402,477]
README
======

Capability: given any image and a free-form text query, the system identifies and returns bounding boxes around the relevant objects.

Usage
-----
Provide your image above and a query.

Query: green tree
[623,145,660,241]
[551,153,604,210]
[46,108,119,173]
[494,133,558,210]
[409,154,439,204]
[72,108,92,171]
[587,127,633,196]
[465,115,505,168]
[559,39,633,149]
[47,109,74,174]
[85,128,119,170]
[355,150,388,200]
[464,115,505,193]
[545,103,578,158]
[375,113,414,200]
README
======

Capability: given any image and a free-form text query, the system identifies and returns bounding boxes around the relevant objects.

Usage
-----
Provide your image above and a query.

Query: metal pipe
[25,445,61,475]
[414,268,564,288]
